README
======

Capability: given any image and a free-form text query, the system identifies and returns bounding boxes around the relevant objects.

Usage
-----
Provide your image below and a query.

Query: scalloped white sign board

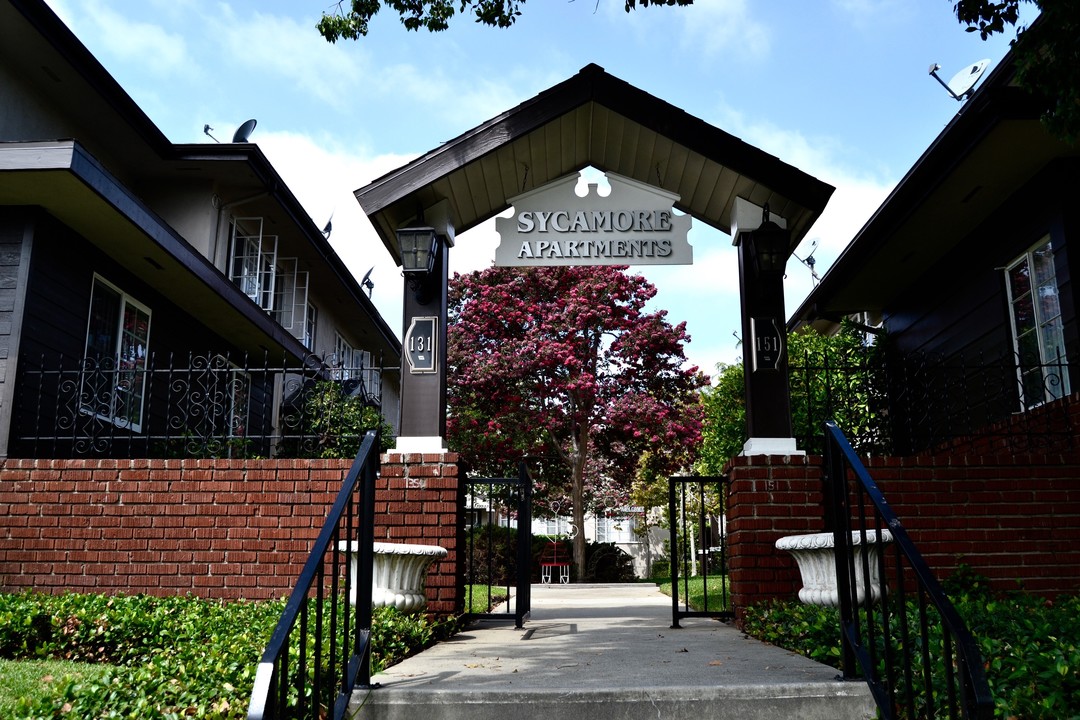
[495,172,693,266]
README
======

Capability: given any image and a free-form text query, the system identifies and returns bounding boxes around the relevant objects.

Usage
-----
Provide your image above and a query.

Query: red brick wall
[726,450,1080,620]
[0,453,462,615]
[378,451,461,615]
[726,454,822,619]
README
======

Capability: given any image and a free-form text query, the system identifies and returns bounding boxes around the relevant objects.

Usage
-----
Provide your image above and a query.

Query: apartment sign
[495,172,693,267]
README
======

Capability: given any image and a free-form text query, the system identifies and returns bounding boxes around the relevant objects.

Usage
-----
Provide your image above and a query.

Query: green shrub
[277,380,395,458]
[649,557,671,580]
[741,599,842,667]
[465,523,519,585]
[0,591,442,719]
[742,575,1080,720]
[582,542,636,582]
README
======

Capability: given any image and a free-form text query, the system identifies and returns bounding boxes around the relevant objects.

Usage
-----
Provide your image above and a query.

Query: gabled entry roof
[357,64,834,263]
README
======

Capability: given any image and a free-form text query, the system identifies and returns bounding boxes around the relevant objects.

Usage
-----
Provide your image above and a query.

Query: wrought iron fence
[462,464,533,628]
[793,345,1074,456]
[824,421,993,719]
[247,430,379,720]
[668,475,732,627]
[13,351,385,458]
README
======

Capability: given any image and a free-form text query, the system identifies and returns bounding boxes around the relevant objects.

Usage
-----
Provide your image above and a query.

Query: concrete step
[349,584,874,720]
[353,683,875,720]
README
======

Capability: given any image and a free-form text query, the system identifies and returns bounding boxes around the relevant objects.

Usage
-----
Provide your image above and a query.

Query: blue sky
[44,0,1032,376]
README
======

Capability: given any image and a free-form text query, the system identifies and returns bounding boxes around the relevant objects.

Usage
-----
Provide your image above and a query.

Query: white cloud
[211,7,365,109]
[48,0,194,78]
[677,0,770,60]
[704,103,894,267]
[830,0,914,32]
[255,130,418,332]
[591,0,768,61]
[365,62,535,133]
[682,0,768,58]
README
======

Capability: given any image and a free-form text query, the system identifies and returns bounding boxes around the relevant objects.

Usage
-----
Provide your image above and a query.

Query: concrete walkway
[353,583,874,720]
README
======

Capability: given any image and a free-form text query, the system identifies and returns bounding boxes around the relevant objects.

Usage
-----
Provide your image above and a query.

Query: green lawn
[464,584,510,614]
[0,658,111,717]
[655,574,731,612]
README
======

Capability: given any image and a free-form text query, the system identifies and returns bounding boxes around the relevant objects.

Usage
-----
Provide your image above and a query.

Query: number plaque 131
[405,316,438,374]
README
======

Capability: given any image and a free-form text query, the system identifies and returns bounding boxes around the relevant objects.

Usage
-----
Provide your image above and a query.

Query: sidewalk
[353,583,874,720]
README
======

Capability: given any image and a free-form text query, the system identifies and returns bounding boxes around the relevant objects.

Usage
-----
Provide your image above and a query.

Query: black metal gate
[462,463,532,627]
[668,475,733,627]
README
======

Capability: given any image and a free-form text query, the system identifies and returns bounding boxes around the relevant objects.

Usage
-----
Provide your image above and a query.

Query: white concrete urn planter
[337,541,448,613]
[775,530,893,607]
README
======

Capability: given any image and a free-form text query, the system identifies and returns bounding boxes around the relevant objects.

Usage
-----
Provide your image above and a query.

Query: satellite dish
[794,239,820,286]
[929,59,990,101]
[322,217,333,238]
[231,118,257,142]
[202,124,220,143]
[360,267,374,298]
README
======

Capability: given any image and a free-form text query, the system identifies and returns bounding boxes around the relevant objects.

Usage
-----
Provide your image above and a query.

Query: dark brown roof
[357,64,834,263]
[790,34,1077,332]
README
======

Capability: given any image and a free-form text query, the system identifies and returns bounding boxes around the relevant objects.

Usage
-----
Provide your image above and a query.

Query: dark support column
[734,199,798,455]
[398,238,449,447]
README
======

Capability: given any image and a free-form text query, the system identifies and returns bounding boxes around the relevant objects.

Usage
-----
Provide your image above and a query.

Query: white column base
[741,436,804,456]
[393,436,448,453]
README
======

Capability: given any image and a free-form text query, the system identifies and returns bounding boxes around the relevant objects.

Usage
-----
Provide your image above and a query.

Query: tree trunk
[570,424,589,579]
[571,467,586,580]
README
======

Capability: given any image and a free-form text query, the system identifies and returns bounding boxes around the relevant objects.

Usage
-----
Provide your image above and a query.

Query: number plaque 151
[405,316,438,374]
[751,316,784,372]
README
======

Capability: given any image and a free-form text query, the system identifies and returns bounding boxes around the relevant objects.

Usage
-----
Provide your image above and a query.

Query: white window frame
[273,257,309,335]
[596,514,635,544]
[332,333,354,380]
[1005,235,1071,409]
[331,335,373,381]
[229,217,277,311]
[303,302,318,351]
[82,274,152,432]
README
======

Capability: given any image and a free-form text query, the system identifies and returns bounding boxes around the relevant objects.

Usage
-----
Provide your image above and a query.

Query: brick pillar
[726,453,823,625]
[377,451,462,616]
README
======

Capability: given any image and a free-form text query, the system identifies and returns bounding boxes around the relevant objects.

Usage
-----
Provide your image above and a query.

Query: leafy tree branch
[317,0,693,41]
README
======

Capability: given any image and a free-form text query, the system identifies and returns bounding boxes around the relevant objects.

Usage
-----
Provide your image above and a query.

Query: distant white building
[532,510,666,579]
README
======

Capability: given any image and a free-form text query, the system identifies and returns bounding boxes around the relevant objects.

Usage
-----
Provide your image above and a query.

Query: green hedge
[0,591,446,719]
[741,574,1080,719]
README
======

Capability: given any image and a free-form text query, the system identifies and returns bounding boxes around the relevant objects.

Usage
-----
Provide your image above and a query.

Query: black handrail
[247,430,379,720]
[824,421,993,719]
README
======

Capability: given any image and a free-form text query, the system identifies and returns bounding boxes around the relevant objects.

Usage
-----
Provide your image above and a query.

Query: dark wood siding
[10,212,277,457]
[879,159,1079,452]
[886,160,1077,361]
[0,209,33,457]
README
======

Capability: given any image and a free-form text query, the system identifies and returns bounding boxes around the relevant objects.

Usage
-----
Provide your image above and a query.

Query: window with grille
[83,275,152,432]
[332,333,354,380]
[229,218,277,311]
[1005,236,1071,408]
[596,515,635,544]
[303,302,318,351]
[273,257,309,335]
